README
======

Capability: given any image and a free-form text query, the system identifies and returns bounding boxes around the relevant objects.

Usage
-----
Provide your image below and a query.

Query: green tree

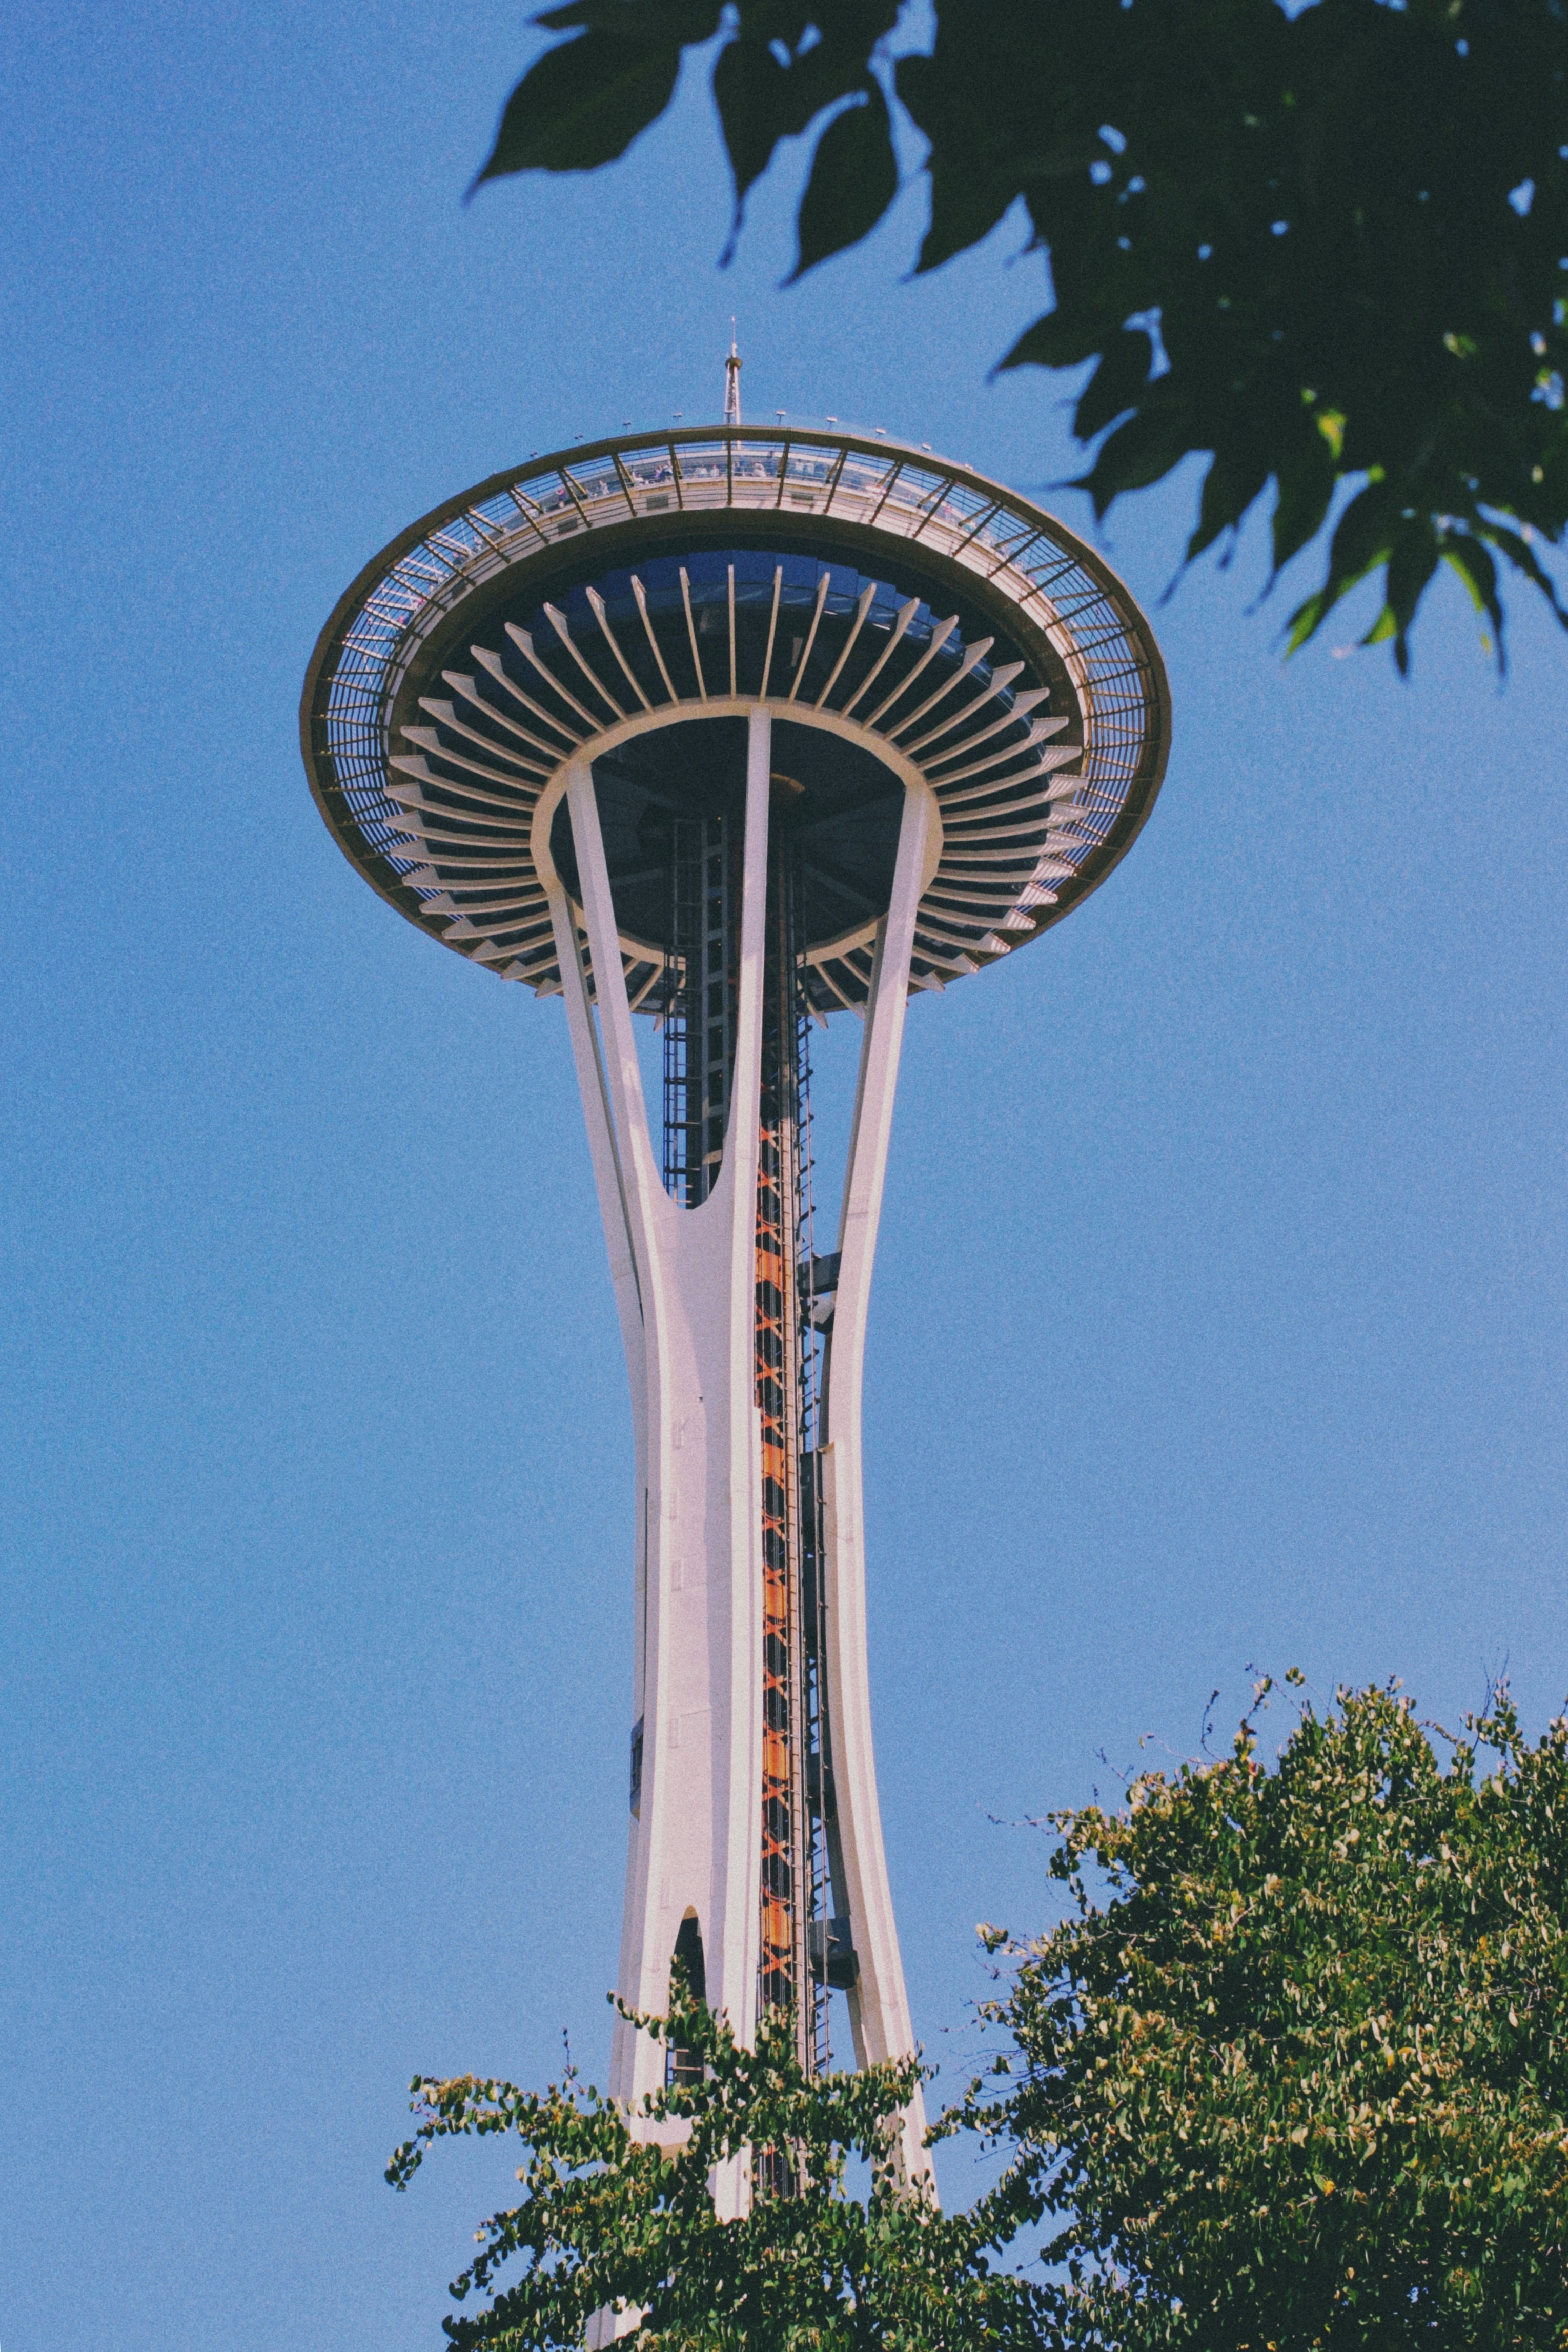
[388,1983,1037,2348]
[392,1685,1568,2345]
[473,0,1568,670]
[963,1677,1568,2348]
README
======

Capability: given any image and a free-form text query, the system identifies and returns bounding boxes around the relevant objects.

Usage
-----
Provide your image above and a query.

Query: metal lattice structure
[300,417,1171,2212]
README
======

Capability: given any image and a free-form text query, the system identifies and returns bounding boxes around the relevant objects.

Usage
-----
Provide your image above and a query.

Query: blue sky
[4,4,1566,2346]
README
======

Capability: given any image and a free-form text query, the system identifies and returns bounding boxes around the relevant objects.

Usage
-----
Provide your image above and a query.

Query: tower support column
[557,713,771,2172]
[818,780,933,2181]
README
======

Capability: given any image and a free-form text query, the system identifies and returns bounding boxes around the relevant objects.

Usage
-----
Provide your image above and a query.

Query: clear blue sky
[4,4,1565,2345]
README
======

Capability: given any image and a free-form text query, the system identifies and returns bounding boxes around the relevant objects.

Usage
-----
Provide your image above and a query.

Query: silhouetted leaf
[531,0,716,28]
[1072,399,1202,516]
[790,85,898,281]
[1074,326,1155,441]
[1441,530,1505,661]
[1484,517,1568,627]
[1372,517,1441,673]
[916,165,1020,274]
[1270,430,1339,577]
[714,39,854,235]
[1285,479,1399,652]
[474,22,697,184]
[898,53,1020,271]
[998,310,1102,373]
[711,4,900,251]
[1187,441,1272,562]
[714,38,803,222]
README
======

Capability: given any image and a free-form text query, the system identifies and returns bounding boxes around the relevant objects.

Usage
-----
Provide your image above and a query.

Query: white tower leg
[820,780,933,2183]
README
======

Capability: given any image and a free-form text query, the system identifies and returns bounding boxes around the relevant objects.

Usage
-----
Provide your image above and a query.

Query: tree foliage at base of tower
[956,1678,1568,2349]
[473,0,1568,671]
[387,1984,1039,2349]
[391,1684,1568,2347]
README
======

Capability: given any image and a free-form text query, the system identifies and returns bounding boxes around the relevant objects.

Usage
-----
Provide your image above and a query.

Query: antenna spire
[724,323,742,427]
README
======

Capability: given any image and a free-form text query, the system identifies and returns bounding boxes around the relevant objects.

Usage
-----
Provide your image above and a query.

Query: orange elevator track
[756,836,804,2052]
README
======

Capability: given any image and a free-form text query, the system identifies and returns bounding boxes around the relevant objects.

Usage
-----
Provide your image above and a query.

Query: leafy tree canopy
[475,0,1568,671]
[392,1685,1568,2346]
[388,1985,1037,2348]
[965,1677,1568,2348]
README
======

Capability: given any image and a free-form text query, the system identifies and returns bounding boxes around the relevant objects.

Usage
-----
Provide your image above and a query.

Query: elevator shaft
[755,835,826,2073]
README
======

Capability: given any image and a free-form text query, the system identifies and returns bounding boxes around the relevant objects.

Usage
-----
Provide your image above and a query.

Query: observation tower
[301,378,1170,2192]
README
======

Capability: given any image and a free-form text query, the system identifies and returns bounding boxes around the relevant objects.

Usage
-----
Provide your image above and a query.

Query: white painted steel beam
[557,718,772,2215]
[819,777,934,2186]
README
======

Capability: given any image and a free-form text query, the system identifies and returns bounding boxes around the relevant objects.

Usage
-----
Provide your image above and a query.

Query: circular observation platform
[301,425,1171,1013]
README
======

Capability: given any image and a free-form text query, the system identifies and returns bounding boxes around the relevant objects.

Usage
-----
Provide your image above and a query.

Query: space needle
[301,356,1170,2193]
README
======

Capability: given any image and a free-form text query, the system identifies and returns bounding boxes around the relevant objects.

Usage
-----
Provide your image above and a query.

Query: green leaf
[789,86,899,281]
[916,163,1020,275]
[1071,399,1202,518]
[1480,517,1568,632]
[1270,433,1339,576]
[712,0,901,246]
[1187,442,1271,563]
[473,25,690,185]
[1372,518,1441,675]
[998,308,1103,374]
[965,1679,1568,2340]
[1440,531,1508,671]
[898,54,1017,272]
[1284,480,1398,653]
[1074,326,1155,442]
[391,1980,1017,2351]
[715,36,824,228]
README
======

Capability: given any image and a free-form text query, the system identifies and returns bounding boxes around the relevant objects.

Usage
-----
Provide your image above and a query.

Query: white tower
[302,403,1170,2193]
